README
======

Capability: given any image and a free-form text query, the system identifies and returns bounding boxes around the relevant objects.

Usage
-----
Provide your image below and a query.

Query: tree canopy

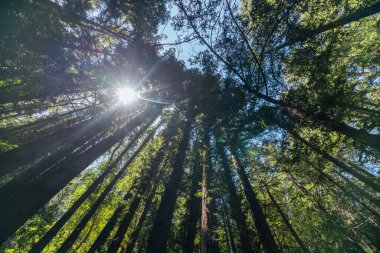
[0,0,379,252]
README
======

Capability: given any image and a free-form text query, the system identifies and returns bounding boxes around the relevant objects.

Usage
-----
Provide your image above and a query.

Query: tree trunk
[0,106,89,140]
[0,116,94,177]
[292,132,380,192]
[220,196,237,253]
[200,127,220,253]
[123,177,160,253]
[178,1,380,150]
[0,131,96,194]
[229,146,280,253]
[182,143,202,253]
[284,107,380,151]
[0,122,110,204]
[276,2,380,50]
[106,147,167,253]
[106,116,180,253]
[286,171,328,214]
[216,141,255,253]
[334,170,380,208]
[87,179,139,253]
[146,113,194,253]
[0,109,155,244]
[265,185,311,253]
[88,113,178,253]
[0,108,117,176]
[303,157,380,209]
[54,123,157,252]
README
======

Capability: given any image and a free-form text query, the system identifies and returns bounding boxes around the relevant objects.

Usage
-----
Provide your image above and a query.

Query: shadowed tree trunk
[0,105,90,140]
[291,132,380,192]
[298,151,380,209]
[283,107,380,151]
[29,122,154,253]
[0,108,157,244]
[0,114,154,221]
[0,110,113,177]
[87,178,139,253]
[275,2,380,50]
[146,112,194,253]
[315,167,380,220]
[182,143,202,253]
[89,115,180,253]
[54,123,159,252]
[229,145,280,253]
[220,196,237,253]
[286,171,328,214]
[106,147,167,253]
[0,127,104,197]
[333,170,380,208]
[286,168,368,252]
[107,115,181,253]
[265,185,311,253]
[200,126,220,253]
[177,1,380,151]
[216,141,255,253]
[123,175,160,253]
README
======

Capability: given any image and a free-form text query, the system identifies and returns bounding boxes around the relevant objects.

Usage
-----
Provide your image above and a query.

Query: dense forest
[0,0,379,252]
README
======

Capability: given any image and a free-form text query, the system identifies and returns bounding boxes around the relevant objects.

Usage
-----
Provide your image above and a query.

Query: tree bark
[0,119,113,204]
[220,196,237,253]
[0,116,95,177]
[54,123,157,252]
[216,141,255,253]
[292,132,380,193]
[303,158,380,209]
[0,109,155,244]
[106,116,180,253]
[123,177,160,253]
[276,2,380,50]
[229,146,280,253]
[284,107,380,151]
[0,105,89,140]
[87,179,139,253]
[200,127,220,253]
[146,113,194,253]
[334,170,380,208]
[106,147,167,253]
[286,171,328,214]
[182,144,202,253]
[265,185,311,253]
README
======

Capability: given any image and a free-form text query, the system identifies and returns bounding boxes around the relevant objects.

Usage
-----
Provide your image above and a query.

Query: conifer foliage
[0,0,379,252]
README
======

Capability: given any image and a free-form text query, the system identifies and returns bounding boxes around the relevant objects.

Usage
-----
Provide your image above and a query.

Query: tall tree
[182,142,202,253]
[1,0,379,252]
[123,176,160,253]
[216,140,255,253]
[200,123,220,253]
[275,2,380,50]
[264,185,311,253]
[0,107,159,243]
[29,121,158,253]
[106,111,182,252]
[146,109,195,252]
[229,145,280,253]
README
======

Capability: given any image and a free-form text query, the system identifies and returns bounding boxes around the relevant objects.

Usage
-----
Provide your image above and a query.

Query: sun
[117,87,137,105]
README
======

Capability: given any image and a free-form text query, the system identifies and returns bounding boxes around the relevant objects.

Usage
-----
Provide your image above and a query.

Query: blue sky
[158,4,205,67]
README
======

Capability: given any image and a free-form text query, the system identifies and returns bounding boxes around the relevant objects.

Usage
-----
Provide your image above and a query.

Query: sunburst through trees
[0,0,379,252]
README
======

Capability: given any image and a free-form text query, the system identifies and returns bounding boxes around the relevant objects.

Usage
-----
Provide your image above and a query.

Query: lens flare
[117,87,137,105]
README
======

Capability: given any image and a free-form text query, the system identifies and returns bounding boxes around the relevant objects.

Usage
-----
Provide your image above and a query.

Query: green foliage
[0,0,379,252]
